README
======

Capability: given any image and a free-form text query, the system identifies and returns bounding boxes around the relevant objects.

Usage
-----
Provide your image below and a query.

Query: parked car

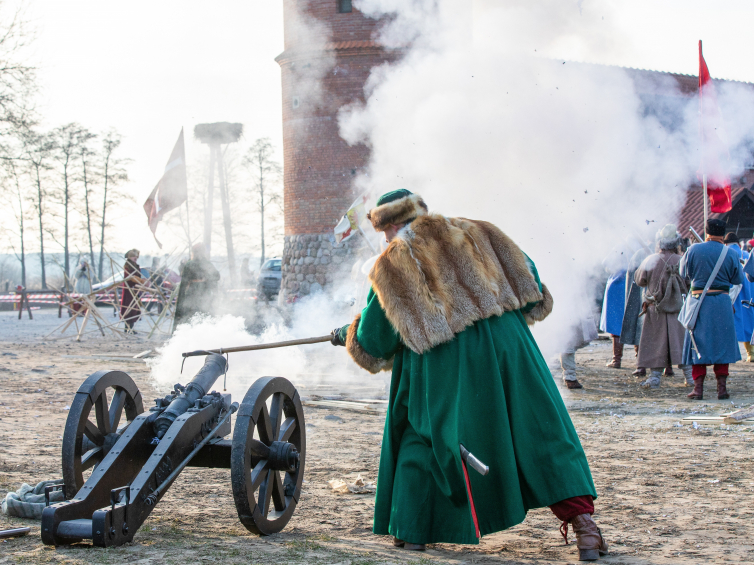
[258,258,282,299]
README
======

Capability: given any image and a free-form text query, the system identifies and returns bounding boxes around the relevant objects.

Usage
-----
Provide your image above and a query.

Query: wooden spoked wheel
[231,377,306,535]
[61,371,143,498]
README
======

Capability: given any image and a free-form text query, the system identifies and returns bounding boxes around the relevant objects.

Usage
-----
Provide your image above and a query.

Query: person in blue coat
[681,220,744,400]
[724,232,754,361]
[600,247,628,368]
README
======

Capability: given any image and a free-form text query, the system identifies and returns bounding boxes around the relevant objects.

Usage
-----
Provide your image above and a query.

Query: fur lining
[367,194,429,232]
[345,313,394,373]
[523,284,554,324]
[369,214,553,354]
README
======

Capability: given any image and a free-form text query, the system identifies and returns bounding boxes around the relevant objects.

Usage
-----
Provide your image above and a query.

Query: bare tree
[22,130,54,289]
[243,138,282,267]
[50,123,93,289]
[78,130,98,276]
[1,155,28,286]
[0,1,37,139]
[97,129,130,280]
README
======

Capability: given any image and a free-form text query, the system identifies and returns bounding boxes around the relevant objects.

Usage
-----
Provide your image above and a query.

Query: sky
[12,0,754,258]
[23,0,285,258]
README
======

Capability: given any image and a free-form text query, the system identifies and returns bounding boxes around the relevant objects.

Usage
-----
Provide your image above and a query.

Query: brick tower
[276,0,399,297]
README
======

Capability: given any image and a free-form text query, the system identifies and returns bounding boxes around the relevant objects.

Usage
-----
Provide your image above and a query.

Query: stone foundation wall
[281,233,368,298]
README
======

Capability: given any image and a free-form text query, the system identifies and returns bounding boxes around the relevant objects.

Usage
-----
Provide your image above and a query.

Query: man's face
[384,223,404,243]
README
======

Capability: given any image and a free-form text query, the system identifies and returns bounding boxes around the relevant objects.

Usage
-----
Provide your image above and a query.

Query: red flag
[143,128,188,248]
[698,40,732,214]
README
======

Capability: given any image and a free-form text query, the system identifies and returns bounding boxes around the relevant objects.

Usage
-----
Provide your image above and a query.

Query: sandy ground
[2,309,754,564]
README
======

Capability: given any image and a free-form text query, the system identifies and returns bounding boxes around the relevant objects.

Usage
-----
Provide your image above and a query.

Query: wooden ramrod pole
[182,334,333,358]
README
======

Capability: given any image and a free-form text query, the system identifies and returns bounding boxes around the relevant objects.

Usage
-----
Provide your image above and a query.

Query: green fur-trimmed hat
[367,189,429,232]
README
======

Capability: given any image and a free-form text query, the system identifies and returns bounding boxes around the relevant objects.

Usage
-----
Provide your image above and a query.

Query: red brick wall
[283,0,384,49]
[278,0,398,235]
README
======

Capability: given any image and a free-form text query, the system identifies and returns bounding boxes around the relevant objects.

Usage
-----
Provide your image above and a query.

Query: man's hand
[331,327,346,347]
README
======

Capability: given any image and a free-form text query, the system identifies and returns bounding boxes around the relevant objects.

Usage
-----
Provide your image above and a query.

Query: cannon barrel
[154,353,227,438]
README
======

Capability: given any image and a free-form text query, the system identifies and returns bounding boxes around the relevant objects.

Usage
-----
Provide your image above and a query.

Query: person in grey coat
[681,219,744,400]
[634,225,692,389]
[558,316,599,389]
[74,260,93,294]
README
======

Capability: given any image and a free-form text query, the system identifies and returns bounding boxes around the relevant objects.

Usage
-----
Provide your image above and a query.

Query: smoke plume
[339,0,754,358]
[152,0,754,390]
[148,282,387,398]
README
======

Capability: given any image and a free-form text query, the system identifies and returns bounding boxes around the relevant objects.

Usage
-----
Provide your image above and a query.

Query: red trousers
[692,364,728,380]
[549,495,594,522]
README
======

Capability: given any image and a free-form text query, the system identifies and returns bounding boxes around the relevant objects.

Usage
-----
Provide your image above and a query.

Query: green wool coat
[346,260,597,545]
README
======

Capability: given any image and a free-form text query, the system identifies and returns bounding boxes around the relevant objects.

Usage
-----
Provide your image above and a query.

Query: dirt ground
[2,310,754,564]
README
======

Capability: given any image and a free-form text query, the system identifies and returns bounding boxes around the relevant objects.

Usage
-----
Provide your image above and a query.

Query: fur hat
[656,224,681,251]
[367,189,429,232]
[191,243,207,259]
[656,224,678,242]
[706,219,726,237]
[723,232,740,244]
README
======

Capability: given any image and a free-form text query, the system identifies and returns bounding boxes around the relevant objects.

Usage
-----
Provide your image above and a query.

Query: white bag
[677,244,728,332]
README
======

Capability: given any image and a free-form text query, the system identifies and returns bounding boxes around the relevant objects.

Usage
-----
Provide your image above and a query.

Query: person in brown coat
[120,249,146,334]
[634,225,692,389]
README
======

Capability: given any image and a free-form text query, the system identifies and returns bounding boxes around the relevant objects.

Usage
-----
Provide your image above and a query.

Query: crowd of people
[566,218,752,400]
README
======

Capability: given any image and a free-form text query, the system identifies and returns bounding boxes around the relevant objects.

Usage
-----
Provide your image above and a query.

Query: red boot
[687,375,704,400]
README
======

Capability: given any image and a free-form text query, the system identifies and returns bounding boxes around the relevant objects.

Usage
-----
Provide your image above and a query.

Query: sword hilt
[460,443,489,476]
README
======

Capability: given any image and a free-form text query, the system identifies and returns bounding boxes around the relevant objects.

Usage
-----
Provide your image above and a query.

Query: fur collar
[368,214,553,354]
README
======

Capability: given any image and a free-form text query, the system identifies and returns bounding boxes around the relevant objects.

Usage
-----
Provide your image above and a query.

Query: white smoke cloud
[151,0,754,387]
[338,0,754,358]
[148,282,388,399]
[283,0,336,111]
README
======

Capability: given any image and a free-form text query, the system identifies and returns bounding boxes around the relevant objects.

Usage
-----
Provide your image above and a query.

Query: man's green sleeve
[521,252,544,314]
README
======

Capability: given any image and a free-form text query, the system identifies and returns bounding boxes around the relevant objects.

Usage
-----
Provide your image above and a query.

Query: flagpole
[700,41,708,240]
[185,199,192,247]
[703,174,709,239]
[357,226,379,254]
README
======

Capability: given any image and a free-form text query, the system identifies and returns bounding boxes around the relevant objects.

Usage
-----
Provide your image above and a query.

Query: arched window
[338,0,352,13]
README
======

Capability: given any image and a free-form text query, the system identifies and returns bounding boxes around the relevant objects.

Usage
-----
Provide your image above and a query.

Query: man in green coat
[332,190,608,561]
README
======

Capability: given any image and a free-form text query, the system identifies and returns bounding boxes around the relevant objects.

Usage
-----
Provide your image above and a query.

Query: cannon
[41,353,306,546]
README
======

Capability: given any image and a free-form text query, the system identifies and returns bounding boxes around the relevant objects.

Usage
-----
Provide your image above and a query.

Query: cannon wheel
[231,377,306,535]
[62,371,143,498]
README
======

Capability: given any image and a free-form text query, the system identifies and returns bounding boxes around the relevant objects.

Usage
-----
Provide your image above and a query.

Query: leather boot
[716,375,730,400]
[687,375,704,400]
[632,367,646,377]
[606,337,622,368]
[663,366,674,377]
[681,365,694,387]
[640,370,662,389]
[393,538,425,550]
[568,514,608,561]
